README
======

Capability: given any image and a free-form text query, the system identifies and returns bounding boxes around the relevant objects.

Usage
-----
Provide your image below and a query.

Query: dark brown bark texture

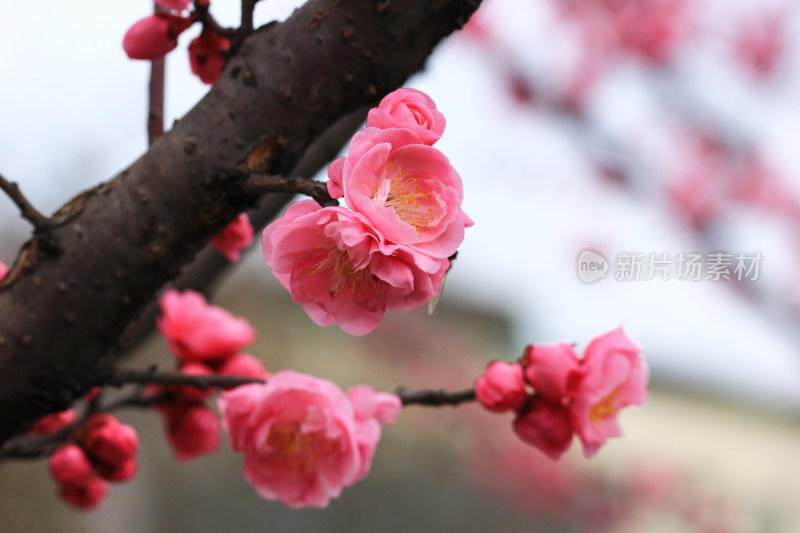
[0,0,481,445]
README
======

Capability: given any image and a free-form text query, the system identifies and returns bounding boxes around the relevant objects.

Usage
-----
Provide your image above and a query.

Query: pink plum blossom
[159,404,221,461]
[217,353,270,381]
[570,328,648,457]
[366,88,446,145]
[122,14,191,60]
[513,398,573,460]
[156,0,191,11]
[218,371,399,508]
[189,30,231,84]
[522,342,581,402]
[157,289,256,361]
[59,476,108,511]
[0,260,7,284]
[49,445,94,487]
[475,361,527,413]
[79,414,139,470]
[211,213,254,262]
[346,385,402,479]
[332,127,471,260]
[172,361,215,403]
[262,200,449,336]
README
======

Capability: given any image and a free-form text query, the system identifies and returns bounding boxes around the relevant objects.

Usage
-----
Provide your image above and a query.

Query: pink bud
[156,0,191,11]
[81,414,139,469]
[161,405,220,461]
[474,361,527,412]
[523,342,581,401]
[97,457,138,483]
[49,445,94,486]
[31,408,77,435]
[172,361,215,403]
[513,398,573,460]
[59,476,109,511]
[123,14,191,60]
[0,260,7,284]
[217,353,270,382]
[188,30,231,84]
[211,213,255,262]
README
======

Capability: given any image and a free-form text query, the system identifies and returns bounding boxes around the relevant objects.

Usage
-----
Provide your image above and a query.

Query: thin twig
[245,174,339,206]
[396,386,476,407]
[0,172,51,230]
[148,58,165,145]
[104,367,265,390]
[241,0,257,35]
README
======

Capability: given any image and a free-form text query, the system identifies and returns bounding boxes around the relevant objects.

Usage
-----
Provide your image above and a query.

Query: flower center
[308,245,379,299]
[588,387,621,423]
[373,161,435,231]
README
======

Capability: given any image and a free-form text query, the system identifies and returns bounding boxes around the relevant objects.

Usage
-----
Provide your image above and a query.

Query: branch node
[0,172,52,231]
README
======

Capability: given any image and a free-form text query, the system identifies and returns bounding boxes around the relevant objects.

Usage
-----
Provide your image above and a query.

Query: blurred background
[2,0,800,531]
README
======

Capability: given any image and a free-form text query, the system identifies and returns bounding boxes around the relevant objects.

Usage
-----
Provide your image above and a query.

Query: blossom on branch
[211,213,254,261]
[0,260,7,284]
[570,328,648,457]
[218,370,400,508]
[122,14,192,60]
[262,200,449,336]
[366,88,446,145]
[189,30,231,85]
[157,289,256,361]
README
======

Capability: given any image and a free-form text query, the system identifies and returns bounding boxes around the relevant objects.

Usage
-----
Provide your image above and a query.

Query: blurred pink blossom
[211,213,254,262]
[157,289,256,361]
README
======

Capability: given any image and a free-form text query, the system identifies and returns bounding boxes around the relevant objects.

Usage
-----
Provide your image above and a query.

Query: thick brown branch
[0,0,482,446]
[0,172,51,230]
[396,387,477,407]
[245,175,338,206]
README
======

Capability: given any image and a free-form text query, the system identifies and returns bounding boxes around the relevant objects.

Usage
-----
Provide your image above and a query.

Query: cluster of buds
[154,289,268,460]
[475,328,648,459]
[122,0,231,85]
[48,414,138,510]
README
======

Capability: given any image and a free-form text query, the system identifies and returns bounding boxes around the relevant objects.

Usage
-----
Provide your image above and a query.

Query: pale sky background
[1,0,800,412]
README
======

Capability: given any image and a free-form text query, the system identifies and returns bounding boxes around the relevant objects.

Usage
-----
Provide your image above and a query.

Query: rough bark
[0,0,481,445]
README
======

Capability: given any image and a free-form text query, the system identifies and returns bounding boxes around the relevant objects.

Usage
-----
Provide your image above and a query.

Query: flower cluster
[122,0,230,85]
[211,213,254,262]
[218,370,401,508]
[155,289,268,460]
[48,414,139,510]
[262,88,472,335]
[475,328,648,459]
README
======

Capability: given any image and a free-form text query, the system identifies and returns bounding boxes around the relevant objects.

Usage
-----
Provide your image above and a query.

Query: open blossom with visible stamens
[262,200,448,336]
[218,371,400,508]
[330,127,471,259]
[366,88,446,145]
[570,328,648,457]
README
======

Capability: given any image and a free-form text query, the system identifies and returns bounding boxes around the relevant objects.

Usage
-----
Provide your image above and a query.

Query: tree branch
[396,387,477,407]
[0,172,51,231]
[103,367,264,389]
[0,0,482,446]
[245,175,338,206]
